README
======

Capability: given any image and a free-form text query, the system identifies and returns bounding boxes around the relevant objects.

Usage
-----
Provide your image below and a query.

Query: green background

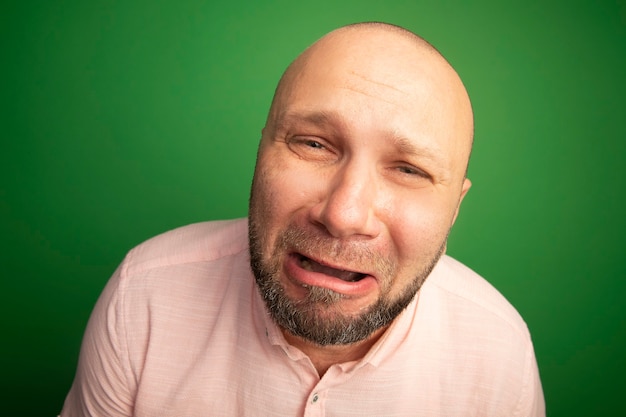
[2,0,625,415]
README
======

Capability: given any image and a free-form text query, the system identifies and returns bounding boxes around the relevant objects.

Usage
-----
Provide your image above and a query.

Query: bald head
[275,22,447,95]
[264,22,474,176]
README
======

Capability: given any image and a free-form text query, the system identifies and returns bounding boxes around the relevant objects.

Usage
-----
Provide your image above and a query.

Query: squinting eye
[398,166,416,174]
[287,137,327,151]
[304,140,324,149]
[286,136,336,163]
[397,165,431,179]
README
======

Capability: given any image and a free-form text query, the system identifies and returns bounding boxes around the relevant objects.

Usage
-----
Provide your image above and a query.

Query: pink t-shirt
[61,218,544,416]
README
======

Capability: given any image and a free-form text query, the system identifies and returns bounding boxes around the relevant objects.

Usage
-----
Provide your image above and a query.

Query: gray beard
[248,220,445,346]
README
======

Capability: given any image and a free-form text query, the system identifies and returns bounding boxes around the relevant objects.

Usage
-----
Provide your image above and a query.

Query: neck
[282,326,388,377]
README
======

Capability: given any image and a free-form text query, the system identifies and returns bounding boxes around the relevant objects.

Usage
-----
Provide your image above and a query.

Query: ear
[451,178,472,226]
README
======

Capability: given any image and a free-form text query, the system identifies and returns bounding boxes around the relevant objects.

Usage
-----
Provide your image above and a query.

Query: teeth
[345,272,364,282]
[300,258,313,271]
[298,255,365,282]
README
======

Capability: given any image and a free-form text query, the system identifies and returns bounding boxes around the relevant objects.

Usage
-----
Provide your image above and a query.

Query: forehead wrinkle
[340,71,410,107]
[339,85,400,107]
[349,70,408,95]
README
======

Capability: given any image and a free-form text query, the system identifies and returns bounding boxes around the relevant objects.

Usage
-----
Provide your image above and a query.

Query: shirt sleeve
[514,340,546,417]
[60,261,135,417]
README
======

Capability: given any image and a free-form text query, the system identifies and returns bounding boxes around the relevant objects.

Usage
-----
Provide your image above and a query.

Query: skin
[248,23,474,376]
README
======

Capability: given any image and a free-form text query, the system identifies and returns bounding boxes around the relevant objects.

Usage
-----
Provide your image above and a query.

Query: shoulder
[62,218,257,415]
[415,256,544,413]
[121,218,249,276]
[425,255,530,337]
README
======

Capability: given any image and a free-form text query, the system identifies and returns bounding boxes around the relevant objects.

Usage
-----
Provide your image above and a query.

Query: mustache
[276,225,396,279]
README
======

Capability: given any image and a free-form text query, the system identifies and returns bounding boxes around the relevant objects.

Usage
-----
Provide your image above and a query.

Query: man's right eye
[286,136,336,162]
[305,140,324,148]
[289,137,325,149]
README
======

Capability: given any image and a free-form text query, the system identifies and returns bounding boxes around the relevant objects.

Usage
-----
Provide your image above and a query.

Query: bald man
[61,23,545,416]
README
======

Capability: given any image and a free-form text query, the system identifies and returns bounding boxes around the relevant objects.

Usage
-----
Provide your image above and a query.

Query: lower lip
[283,253,378,297]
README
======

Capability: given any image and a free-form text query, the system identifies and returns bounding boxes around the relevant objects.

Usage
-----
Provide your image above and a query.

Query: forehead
[279,36,462,126]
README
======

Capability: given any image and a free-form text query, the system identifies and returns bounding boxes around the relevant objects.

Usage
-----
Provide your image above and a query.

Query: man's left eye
[398,166,417,174]
[396,165,432,180]
[397,165,420,175]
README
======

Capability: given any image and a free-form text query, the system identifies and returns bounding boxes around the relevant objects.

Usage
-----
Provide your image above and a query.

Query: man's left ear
[451,178,472,226]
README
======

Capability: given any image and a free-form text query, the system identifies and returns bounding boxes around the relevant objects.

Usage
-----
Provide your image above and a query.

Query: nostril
[310,203,380,239]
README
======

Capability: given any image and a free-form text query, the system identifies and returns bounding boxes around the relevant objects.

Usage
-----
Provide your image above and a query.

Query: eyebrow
[390,134,442,164]
[274,110,340,132]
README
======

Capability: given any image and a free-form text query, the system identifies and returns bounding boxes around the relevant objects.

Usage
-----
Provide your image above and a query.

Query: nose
[309,161,382,239]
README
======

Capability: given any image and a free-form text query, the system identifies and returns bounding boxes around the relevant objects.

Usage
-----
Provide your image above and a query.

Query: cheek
[256,148,325,214]
[384,194,454,262]
[250,163,281,247]
[380,203,450,299]
[255,170,307,219]
[250,156,315,249]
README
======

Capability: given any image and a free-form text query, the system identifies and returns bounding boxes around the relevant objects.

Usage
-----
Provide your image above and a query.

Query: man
[61,22,544,416]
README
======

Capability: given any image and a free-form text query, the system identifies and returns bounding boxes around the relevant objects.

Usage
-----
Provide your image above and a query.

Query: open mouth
[297,254,367,283]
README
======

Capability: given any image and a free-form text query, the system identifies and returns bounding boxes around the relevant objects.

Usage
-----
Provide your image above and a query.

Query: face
[249,29,472,346]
